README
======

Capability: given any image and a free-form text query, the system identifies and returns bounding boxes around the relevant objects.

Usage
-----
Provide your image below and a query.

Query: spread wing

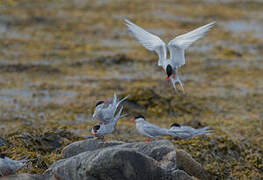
[125,19,167,66]
[168,21,216,67]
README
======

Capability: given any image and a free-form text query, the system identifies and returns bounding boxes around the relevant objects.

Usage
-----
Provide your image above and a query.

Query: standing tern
[130,115,177,142]
[130,115,212,141]
[125,19,216,93]
[169,122,212,140]
[93,92,129,124]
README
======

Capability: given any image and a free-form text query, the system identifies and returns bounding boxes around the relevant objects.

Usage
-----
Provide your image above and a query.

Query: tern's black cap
[0,153,6,159]
[170,123,181,127]
[166,65,173,77]
[93,124,101,131]
[135,115,145,119]
[96,101,104,107]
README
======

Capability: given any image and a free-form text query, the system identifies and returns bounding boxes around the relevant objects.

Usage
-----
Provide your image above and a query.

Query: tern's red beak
[93,131,97,135]
[130,118,135,122]
[165,75,170,80]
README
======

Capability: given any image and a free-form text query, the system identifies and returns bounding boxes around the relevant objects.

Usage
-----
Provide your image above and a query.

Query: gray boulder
[62,139,124,158]
[160,150,177,171]
[176,149,212,180]
[44,140,210,180]
[0,173,43,180]
[117,140,174,161]
[45,147,174,180]
[62,139,174,161]
[171,170,193,180]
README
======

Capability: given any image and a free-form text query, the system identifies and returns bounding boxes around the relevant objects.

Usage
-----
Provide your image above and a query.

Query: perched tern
[91,106,123,138]
[130,115,177,142]
[125,19,216,93]
[0,154,33,176]
[130,115,212,141]
[169,123,212,140]
[93,93,129,124]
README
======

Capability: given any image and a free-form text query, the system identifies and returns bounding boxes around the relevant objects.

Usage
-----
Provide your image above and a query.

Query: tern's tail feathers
[113,92,118,105]
[194,126,213,136]
[116,94,130,107]
[113,106,123,124]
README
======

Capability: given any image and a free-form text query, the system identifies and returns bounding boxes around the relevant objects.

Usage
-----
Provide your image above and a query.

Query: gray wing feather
[125,19,167,66]
[168,21,216,67]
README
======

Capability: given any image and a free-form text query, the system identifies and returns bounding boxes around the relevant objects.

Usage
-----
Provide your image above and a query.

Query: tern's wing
[125,19,167,66]
[168,22,216,67]
[169,126,212,139]
[93,105,113,124]
[143,122,168,137]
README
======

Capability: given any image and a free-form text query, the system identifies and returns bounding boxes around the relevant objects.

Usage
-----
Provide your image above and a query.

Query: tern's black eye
[96,101,104,107]
[93,125,101,131]
[170,123,181,127]
[0,154,6,159]
[135,115,145,119]
[166,65,173,77]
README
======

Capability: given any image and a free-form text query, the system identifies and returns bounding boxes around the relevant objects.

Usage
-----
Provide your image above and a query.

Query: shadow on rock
[44,139,211,180]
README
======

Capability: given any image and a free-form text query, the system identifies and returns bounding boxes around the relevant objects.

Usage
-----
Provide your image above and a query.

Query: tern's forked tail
[113,106,123,124]
[116,94,130,107]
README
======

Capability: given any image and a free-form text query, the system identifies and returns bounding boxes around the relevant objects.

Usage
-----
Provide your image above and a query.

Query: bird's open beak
[93,131,97,135]
[130,118,135,122]
[165,75,170,80]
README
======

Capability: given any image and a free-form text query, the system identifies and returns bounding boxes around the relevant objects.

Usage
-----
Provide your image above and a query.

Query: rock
[160,150,177,171]
[117,140,174,161]
[0,173,43,180]
[45,147,170,180]
[176,149,211,180]
[46,140,206,180]
[62,139,173,160]
[62,139,124,158]
[171,170,193,180]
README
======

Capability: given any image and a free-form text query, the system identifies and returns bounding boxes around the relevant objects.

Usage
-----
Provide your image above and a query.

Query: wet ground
[0,0,263,178]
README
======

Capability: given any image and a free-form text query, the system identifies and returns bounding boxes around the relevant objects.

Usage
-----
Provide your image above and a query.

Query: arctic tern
[93,92,129,124]
[130,115,212,141]
[91,106,123,138]
[169,122,212,140]
[125,19,216,93]
[0,154,34,176]
[130,115,177,142]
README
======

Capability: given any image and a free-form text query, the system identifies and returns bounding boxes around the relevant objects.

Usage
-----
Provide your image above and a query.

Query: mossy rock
[172,130,263,179]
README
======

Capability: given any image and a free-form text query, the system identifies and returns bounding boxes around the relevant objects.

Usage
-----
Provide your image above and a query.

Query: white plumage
[125,19,216,92]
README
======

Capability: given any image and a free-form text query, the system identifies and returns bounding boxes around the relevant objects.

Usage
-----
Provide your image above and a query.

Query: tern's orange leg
[144,138,150,142]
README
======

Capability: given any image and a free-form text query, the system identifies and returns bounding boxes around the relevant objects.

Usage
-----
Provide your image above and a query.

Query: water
[223,20,263,39]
